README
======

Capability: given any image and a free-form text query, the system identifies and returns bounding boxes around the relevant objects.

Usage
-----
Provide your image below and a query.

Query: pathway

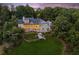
[59,39,67,55]
[0,45,5,54]
[0,43,10,55]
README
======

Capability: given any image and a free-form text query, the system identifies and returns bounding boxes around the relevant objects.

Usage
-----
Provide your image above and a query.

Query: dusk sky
[3,3,79,9]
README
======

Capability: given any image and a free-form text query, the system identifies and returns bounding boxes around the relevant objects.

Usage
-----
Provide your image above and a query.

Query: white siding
[18,24,23,28]
[39,24,49,32]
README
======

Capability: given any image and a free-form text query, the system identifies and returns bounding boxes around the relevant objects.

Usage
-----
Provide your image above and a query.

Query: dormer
[22,16,29,24]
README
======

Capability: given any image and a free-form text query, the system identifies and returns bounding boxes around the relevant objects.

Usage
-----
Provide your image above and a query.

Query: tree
[2,15,24,47]
[74,19,79,31]
[53,14,79,54]
[35,8,42,18]
[39,7,54,21]
[53,15,72,44]
[54,15,71,32]
[67,29,79,46]
[71,10,79,24]
[15,5,35,19]
[0,5,11,45]
[0,6,11,22]
[24,5,35,17]
[15,6,26,19]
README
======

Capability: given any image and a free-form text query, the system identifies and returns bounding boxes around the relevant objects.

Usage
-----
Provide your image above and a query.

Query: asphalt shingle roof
[17,19,24,24]
[17,18,47,24]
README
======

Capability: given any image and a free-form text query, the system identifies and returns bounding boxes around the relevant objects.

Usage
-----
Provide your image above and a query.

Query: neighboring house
[17,17,52,32]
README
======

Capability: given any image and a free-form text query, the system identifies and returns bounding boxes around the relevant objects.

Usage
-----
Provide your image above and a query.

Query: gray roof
[17,19,24,24]
[17,18,48,24]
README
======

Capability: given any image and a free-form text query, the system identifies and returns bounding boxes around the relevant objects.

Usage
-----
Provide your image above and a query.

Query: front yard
[7,32,64,55]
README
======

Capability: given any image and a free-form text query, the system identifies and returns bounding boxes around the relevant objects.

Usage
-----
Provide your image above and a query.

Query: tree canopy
[15,5,35,19]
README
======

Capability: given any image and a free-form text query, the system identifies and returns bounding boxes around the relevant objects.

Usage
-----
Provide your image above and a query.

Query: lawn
[7,32,64,55]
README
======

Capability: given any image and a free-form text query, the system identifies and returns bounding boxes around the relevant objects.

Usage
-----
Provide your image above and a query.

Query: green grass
[23,32,37,40]
[7,33,64,55]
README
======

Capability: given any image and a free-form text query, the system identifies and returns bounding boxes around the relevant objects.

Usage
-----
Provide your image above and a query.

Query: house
[17,17,52,32]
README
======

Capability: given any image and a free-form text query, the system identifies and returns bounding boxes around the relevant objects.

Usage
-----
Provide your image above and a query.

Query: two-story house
[17,17,52,32]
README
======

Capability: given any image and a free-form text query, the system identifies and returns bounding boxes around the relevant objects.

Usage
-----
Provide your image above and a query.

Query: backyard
[7,32,64,55]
